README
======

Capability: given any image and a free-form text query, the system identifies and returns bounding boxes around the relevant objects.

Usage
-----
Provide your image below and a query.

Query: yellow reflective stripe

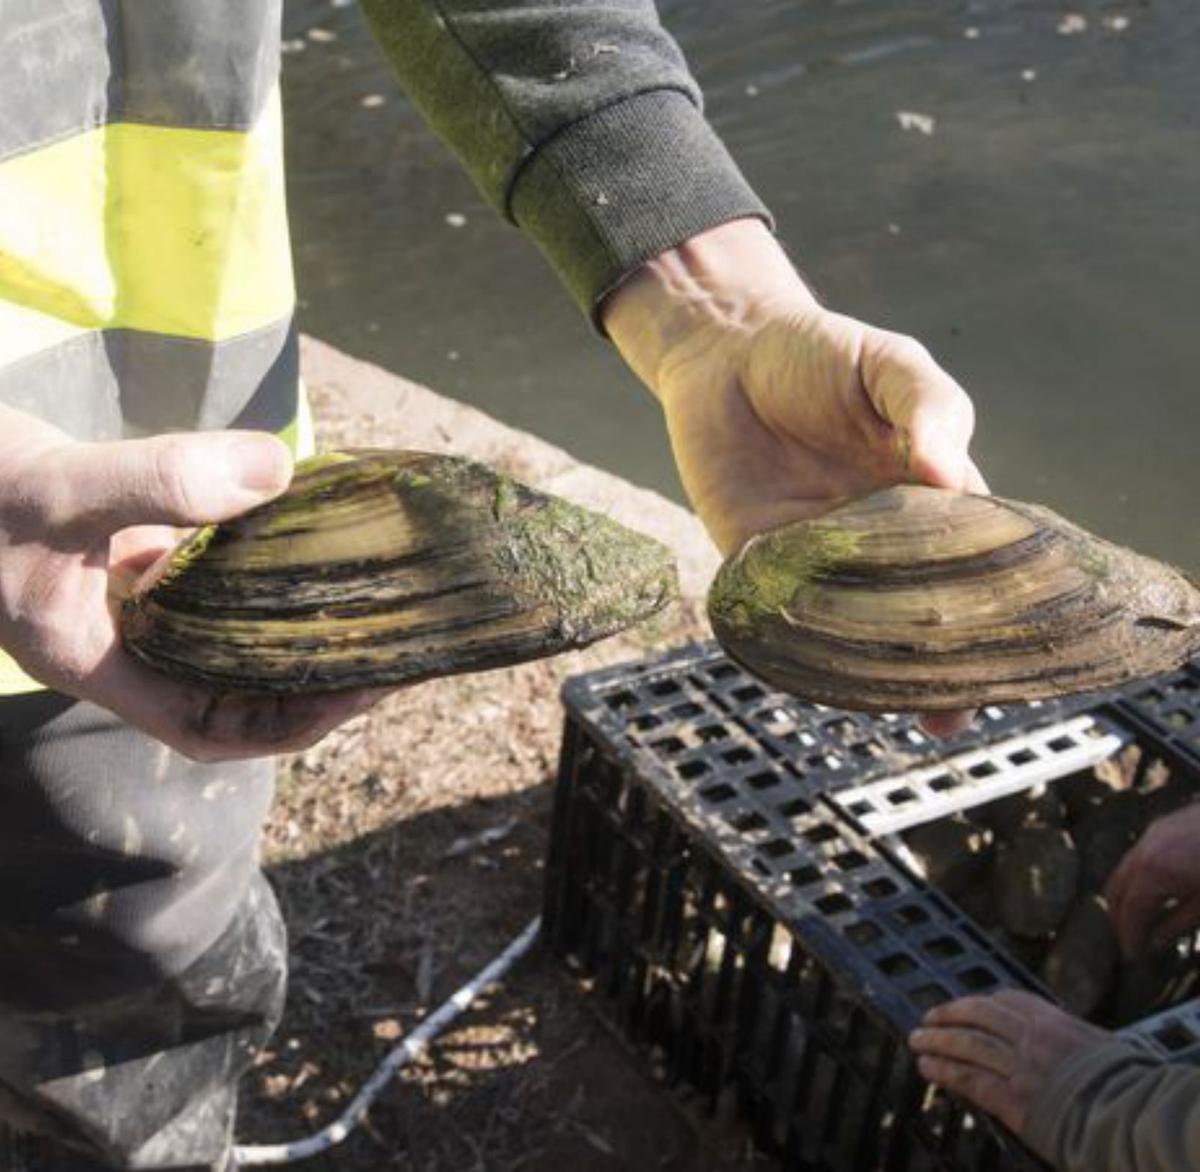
[0,384,311,698]
[278,378,316,460]
[0,656,41,698]
[0,89,292,350]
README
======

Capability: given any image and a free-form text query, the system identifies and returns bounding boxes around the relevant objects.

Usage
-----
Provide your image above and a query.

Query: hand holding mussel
[708,485,1200,711]
[121,450,677,693]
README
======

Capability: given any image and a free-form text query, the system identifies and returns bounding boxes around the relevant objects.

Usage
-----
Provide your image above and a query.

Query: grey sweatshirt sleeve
[1025,1037,1200,1172]
[359,0,772,320]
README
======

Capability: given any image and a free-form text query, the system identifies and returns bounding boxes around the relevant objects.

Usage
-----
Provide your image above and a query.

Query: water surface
[282,0,1199,565]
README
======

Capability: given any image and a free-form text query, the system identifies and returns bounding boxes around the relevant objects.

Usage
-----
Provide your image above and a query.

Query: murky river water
[282,0,1198,565]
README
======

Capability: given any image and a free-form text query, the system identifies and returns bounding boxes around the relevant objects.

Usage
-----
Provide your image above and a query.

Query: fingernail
[225,435,292,495]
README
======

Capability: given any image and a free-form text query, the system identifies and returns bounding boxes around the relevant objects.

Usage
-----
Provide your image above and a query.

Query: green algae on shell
[121,449,678,693]
[707,485,1200,711]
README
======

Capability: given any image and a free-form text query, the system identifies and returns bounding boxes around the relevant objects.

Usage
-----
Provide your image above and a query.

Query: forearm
[359,0,770,318]
[1027,1038,1200,1172]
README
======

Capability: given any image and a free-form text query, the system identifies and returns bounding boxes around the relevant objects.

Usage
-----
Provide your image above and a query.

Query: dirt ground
[237,376,769,1170]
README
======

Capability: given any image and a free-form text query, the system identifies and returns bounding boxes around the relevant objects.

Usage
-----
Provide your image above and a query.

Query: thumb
[861,331,984,493]
[56,431,293,536]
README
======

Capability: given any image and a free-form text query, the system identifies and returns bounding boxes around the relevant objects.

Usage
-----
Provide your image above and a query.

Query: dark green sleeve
[359,0,772,321]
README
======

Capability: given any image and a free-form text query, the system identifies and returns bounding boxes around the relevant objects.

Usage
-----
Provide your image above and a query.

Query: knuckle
[879,331,932,369]
[150,437,202,519]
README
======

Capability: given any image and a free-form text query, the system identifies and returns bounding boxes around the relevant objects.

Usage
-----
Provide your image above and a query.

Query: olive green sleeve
[1025,1037,1200,1172]
[358,0,772,321]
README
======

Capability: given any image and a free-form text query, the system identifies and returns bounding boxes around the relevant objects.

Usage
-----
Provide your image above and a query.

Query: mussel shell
[708,486,1200,711]
[121,450,677,693]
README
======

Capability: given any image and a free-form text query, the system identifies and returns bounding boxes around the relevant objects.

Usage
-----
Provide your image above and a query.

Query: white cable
[234,915,542,1166]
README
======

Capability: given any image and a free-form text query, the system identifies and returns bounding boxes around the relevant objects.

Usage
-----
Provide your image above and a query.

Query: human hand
[909,989,1109,1157]
[0,408,385,761]
[603,218,986,735]
[1106,804,1200,959]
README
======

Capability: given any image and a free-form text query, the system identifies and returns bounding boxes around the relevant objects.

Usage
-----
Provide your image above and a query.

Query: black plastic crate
[543,642,1200,1172]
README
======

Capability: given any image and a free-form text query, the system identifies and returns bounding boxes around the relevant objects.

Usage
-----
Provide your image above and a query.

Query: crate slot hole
[863,877,899,899]
[699,782,736,803]
[671,701,703,719]
[923,936,965,960]
[877,953,918,977]
[697,723,728,742]
[968,761,999,779]
[808,752,843,770]
[759,838,793,860]
[853,740,886,759]
[606,690,637,710]
[845,920,882,946]
[733,684,765,703]
[724,747,755,765]
[887,787,918,807]
[633,713,662,731]
[832,850,868,873]
[910,983,951,1011]
[788,864,822,888]
[650,680,682,697]
[1154,1022,1197,1052]
[1047,735,1078,752]
[650,735,686,755]
[779,798,812,818]
[1009,748,1037,766]
[927,774,958,793]
[709,663,738,680]
[747,770,780,791]
[848,800,874,818]
[732,811,767,833]
[803,824,838,845]
[816,892,854,916]
[677,759,711,780]
[895,904,930,926]
[958,966,999,991]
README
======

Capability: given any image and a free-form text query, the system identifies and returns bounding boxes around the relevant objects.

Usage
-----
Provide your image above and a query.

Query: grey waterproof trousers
[0,693,286,1170]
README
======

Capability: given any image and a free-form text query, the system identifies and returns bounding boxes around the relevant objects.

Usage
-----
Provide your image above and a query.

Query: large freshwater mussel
[708,485,1200,711]
[121,449,677,693]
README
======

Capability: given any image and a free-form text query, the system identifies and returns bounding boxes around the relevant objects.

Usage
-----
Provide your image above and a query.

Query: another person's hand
[603,218,986,735]
[0,407,384,761]
[908,989,1109,1157]
[1106,804,1200,959]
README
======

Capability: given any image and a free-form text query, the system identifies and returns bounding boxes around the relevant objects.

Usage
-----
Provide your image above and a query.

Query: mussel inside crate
[877,737,1200,1027]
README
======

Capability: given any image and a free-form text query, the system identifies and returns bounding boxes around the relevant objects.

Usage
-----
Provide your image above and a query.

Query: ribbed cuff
[508,89,772,325]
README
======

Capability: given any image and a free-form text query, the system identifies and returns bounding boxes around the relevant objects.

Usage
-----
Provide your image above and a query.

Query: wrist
[601,218,819,394]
